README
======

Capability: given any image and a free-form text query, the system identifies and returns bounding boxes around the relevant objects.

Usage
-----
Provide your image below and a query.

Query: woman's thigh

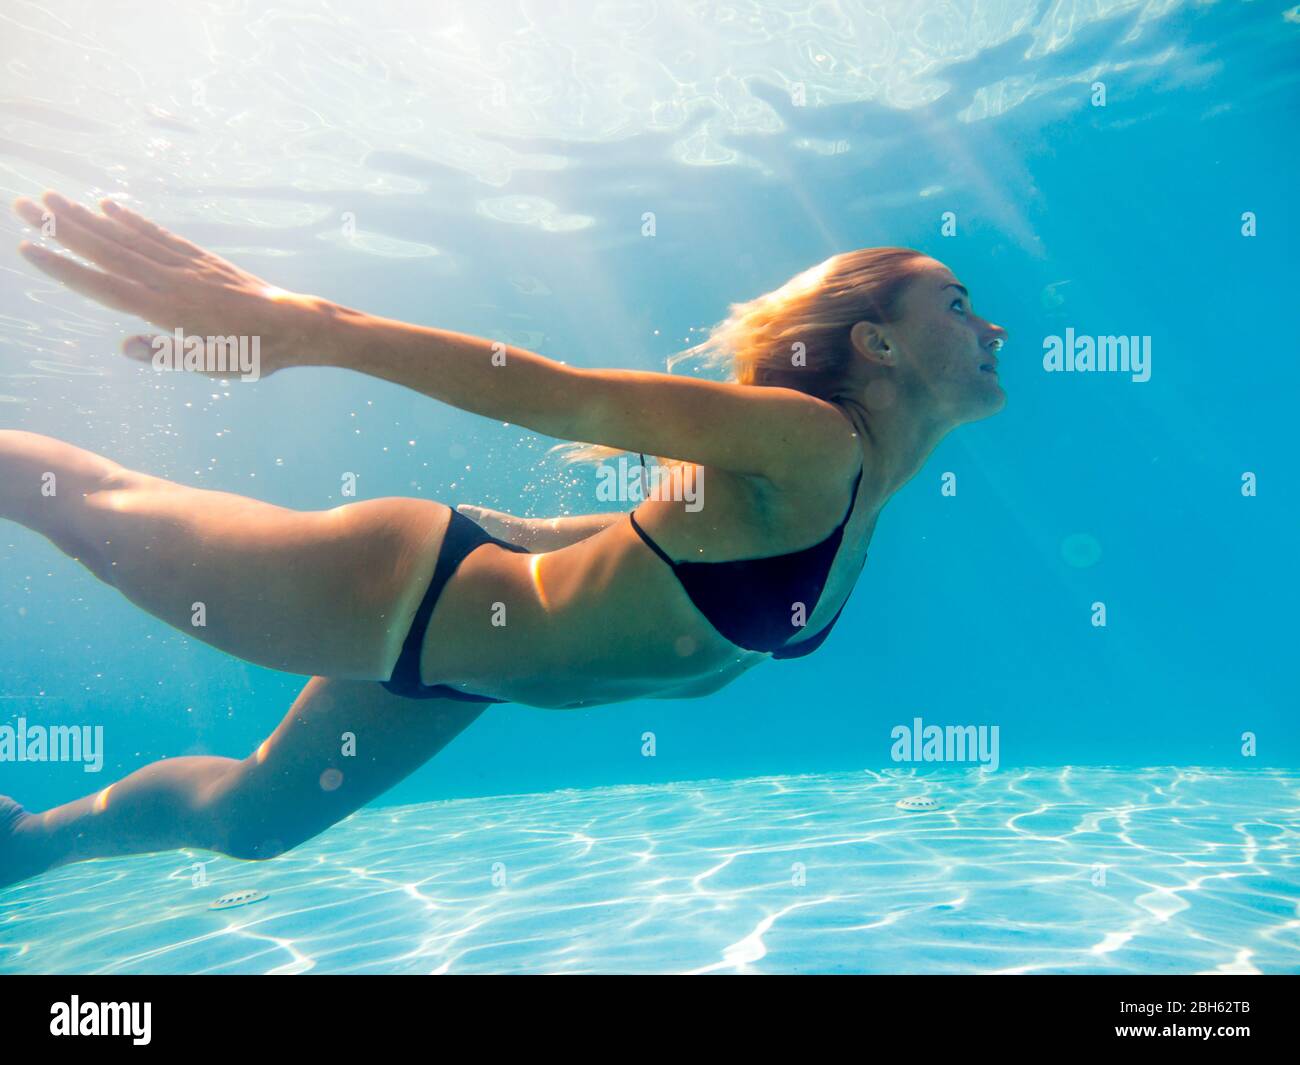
[85,478,453,679]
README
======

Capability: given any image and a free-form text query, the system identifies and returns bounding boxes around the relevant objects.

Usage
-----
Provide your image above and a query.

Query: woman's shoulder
[745,400,863,539]
[764,397,863,495]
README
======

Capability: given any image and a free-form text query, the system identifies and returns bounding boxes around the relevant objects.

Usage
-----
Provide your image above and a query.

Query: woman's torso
[423,455,876,708]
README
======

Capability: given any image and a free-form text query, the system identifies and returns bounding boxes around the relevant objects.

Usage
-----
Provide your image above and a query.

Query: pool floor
[1,766,1296,974]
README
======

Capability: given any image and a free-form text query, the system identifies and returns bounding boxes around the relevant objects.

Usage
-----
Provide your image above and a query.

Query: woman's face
[882,259,1008,423]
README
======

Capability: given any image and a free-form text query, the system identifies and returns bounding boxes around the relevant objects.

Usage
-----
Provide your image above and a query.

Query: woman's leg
[0,676,491,888]
[0,430,448,679]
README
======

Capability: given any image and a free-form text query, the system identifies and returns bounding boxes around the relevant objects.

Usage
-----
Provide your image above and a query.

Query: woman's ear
[850,320,894,366]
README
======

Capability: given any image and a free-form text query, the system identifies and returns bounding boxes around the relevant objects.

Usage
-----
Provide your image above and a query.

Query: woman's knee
[220,832,296,862]
[202,760,334,862]
[210,805,317,862]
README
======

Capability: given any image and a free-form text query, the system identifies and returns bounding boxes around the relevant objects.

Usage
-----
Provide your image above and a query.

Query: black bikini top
[629,462,864,658]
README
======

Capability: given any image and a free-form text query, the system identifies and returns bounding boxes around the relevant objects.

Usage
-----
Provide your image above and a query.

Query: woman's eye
[951,299,966,313]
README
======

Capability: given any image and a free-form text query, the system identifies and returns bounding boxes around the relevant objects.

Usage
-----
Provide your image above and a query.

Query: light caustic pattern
[0,0,1252,384]
[1,766,1296,974]
[0,0,1197,185]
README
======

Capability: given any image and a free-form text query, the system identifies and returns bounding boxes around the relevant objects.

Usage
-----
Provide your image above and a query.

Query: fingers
[99,197,208,259]
[458,504,514,523]
[91,200,190,267]
[14,193,172,286]
[45,193,188,267]
[122,334,163,364]
[457,504,508,532]
[17,240,160,319]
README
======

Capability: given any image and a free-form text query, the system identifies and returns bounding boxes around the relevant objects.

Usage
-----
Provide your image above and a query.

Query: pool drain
[896,796,942,812]
[209,889,268,910]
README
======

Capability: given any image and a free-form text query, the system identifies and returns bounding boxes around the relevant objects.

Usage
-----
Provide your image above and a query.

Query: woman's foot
[0,796,46,890]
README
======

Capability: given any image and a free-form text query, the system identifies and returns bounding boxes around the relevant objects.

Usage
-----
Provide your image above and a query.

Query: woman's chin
[962,378,1006,421]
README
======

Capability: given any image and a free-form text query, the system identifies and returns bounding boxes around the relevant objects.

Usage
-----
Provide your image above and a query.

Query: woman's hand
[455,504,543,548]
[12,191,316,379]
[456,504,624,551]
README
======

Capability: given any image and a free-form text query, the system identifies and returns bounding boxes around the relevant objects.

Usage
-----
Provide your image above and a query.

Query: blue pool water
[1,1,1298,973]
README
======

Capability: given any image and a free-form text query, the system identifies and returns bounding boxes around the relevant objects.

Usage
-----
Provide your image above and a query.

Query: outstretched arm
[301,312,857,482]
[13,192,859,484]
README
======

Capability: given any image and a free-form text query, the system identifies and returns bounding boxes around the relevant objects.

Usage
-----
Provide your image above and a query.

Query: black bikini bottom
[381,507,529,702]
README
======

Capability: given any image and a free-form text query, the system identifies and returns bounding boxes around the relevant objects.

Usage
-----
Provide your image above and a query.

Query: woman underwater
[1,191,1006,886]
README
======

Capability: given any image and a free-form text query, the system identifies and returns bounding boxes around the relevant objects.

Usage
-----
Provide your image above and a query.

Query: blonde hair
[554,246,931,466]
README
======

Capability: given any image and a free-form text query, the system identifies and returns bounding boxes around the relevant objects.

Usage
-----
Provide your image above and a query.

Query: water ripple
[0,766,1296,974]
